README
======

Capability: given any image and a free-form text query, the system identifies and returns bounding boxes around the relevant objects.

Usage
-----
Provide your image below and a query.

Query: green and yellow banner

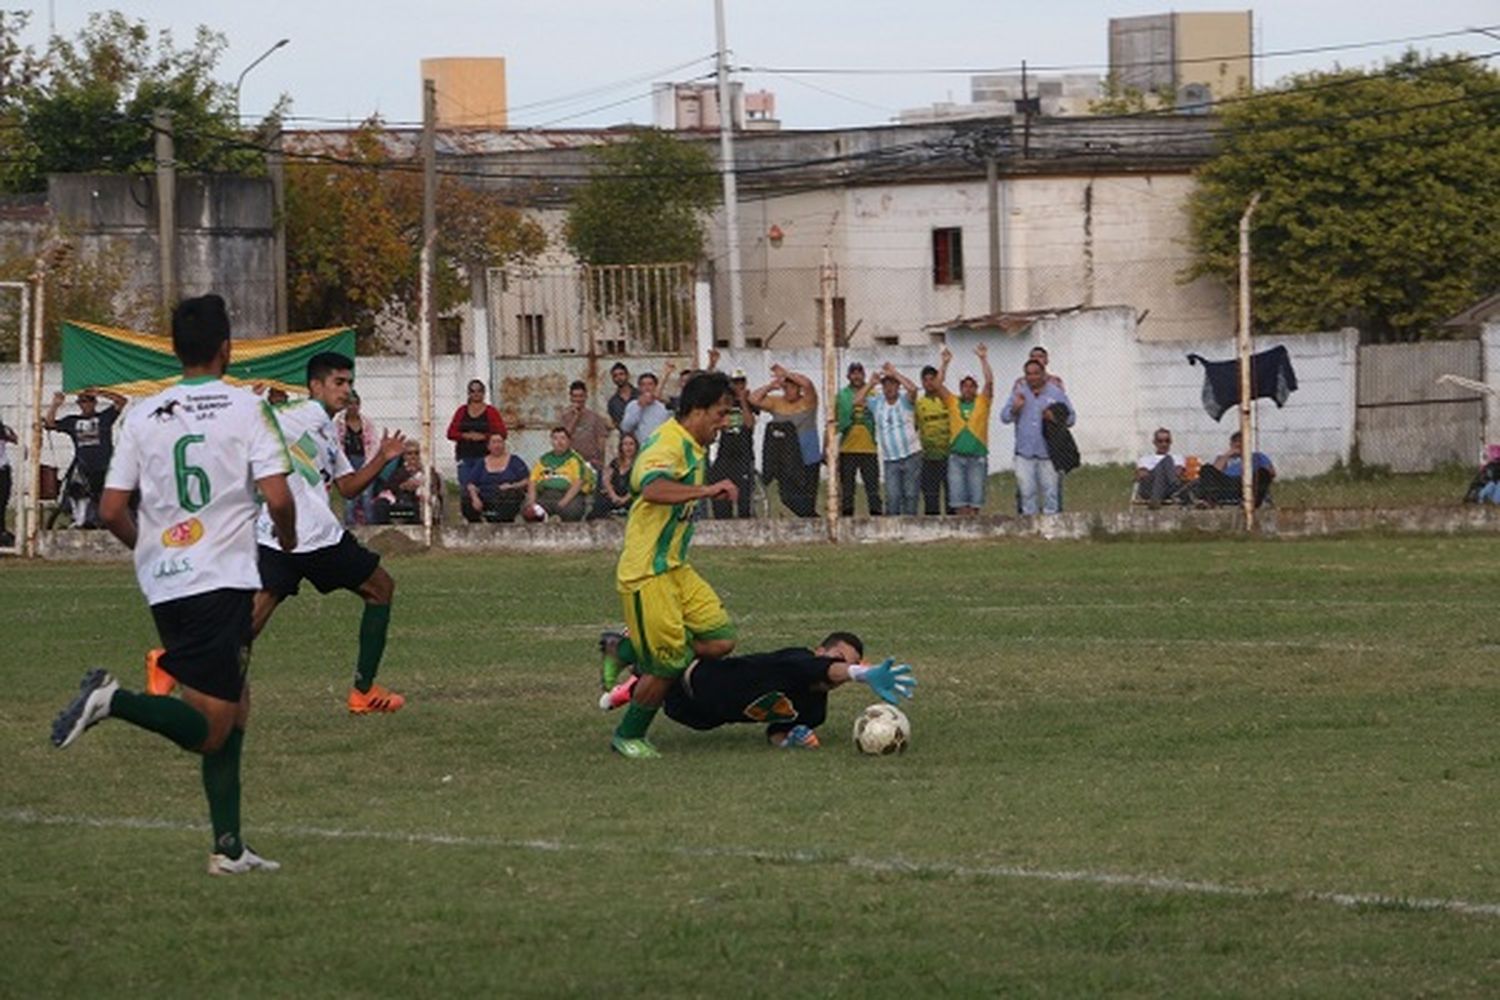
[61,320,357,396]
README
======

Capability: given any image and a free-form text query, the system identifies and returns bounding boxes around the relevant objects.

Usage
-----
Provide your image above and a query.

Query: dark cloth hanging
[1042,403,1080,473]
[1186,345,1299,421]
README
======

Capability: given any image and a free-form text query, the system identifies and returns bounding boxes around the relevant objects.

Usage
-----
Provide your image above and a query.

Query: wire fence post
[1238,192,1262,530]
[419,78,437,550]
[25,274,44,557]
[820,245,839,541]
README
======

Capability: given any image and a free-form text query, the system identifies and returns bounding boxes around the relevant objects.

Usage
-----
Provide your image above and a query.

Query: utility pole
[820,245,839,541]
[1237,192,1262,530]
[419,78,438,548]
[153,109,176,315]
[269,129,288,332]
[986,154,1001,315]
[714,0,745,349]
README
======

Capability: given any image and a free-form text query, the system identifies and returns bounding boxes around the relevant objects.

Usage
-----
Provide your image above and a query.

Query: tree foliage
[0,11,270,192]
[565,130,720,265]
[284,122,546,348]
[1187,52,1500,342]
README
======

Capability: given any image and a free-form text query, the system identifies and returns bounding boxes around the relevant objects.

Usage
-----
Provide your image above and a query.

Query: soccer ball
[853,703,910,756]
[521,503,547,523]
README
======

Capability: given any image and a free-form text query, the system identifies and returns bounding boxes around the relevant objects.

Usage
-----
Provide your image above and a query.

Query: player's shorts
[620,564,735,679]
[258,532,380,599]
[150,588,254,702]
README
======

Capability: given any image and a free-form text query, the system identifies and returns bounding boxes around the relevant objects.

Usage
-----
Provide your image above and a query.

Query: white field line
[4,807,1498,919]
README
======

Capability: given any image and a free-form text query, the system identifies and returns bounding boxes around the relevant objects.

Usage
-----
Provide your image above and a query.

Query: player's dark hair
[306,351,354,387]
[569,379,587,393]
[920,365,938,378]
[821,631,864,658]
[678,370,734,416]
[171,294,231,366]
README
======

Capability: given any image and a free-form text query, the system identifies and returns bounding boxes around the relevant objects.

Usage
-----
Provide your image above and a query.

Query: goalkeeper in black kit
[599,631,916,748]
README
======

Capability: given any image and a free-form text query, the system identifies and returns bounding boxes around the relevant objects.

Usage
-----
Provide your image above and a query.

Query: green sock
[354,603,392,693]
[201,727,244,859]
[109,689,209,751]
[616,635,638,666]
[614,702,658,741]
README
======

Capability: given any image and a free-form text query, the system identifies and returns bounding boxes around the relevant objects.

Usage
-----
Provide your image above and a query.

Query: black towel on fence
[1186,345,1299,421]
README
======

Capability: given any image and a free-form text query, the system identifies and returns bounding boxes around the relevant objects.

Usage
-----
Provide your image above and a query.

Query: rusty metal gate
[1356,340,1483,472]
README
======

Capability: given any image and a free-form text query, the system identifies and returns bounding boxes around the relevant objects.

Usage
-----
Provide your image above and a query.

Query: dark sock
[109,689,209,751]
[616,635,638,666]
[614,702,658,741]
[354,603,392,693]
[202,727,244,859]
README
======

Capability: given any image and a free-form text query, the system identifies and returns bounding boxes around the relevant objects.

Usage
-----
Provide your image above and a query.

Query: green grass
[4,538,1500,996]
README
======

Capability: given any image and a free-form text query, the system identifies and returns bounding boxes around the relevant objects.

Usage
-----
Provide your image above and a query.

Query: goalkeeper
[599,631,916,749]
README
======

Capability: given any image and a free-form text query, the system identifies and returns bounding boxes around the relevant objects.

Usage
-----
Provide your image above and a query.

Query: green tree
[565,130,720,265]
[284,121,546,348]
[1,11,266,192]
[1187,52,1500,342]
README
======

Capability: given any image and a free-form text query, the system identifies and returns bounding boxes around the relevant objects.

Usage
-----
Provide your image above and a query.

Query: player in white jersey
[50,294,299,875]
[250,351,408,713]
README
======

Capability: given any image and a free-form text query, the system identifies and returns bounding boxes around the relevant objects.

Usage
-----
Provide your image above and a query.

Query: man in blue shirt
[1196,430,1276,507]
[1000,359,1074,515]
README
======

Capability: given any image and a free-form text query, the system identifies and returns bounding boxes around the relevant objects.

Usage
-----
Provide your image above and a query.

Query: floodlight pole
[1237,192,1262,530]
[714,0,745,349]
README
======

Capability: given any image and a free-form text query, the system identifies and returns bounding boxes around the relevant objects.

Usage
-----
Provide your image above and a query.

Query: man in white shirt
[51,293,299,875]
[619,371,670,443]
[249,352,408,714]
[1135,427,1185,507]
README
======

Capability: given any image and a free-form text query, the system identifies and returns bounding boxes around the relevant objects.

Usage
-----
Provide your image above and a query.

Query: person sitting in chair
[1194,431,1275,507]
[1135,427,1186,507]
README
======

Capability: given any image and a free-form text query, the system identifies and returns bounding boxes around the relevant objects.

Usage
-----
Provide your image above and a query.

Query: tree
[283,121,546,348]
[565,130,719,265]
[1186,52,1500,342]
[1,11,265,193]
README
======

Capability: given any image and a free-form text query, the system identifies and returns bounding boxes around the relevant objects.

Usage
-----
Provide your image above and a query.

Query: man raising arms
[609,371,740,759]
[51,294,298,874]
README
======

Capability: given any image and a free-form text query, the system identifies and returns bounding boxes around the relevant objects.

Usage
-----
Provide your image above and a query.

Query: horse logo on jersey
[161,517,204,548]
[149,399,181,422]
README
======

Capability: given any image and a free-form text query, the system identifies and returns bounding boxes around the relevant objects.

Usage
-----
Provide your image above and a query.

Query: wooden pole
[25,275,44,557]
[154,109,176,316]
[820,245,839,541]
[1237,192,1262,530]
[419,79,437,549]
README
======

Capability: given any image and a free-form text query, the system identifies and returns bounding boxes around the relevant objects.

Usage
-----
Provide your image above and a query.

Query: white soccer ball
[853,703,910,756]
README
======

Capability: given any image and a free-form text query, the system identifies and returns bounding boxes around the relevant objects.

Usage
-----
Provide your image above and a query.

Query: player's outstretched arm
[836,657,916,705]
[258,473,298,551]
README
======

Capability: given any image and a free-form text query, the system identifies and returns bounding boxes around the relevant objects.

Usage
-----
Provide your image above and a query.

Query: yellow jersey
[617,419,707,589]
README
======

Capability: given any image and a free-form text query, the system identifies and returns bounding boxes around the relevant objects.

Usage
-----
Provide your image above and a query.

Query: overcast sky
[15,1,1500,129]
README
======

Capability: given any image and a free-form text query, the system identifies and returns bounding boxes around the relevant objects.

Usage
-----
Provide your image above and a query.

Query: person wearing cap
[935,344,994,516]
[45,386,128,528]
[834,362,882,516]
[706,354,757,519]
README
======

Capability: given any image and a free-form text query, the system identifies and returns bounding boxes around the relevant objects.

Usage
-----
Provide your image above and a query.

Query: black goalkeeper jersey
[663,647,837,731]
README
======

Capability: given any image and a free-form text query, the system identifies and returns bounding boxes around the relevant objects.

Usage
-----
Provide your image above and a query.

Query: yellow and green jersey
[530,449,594,493]
[915,395,950,458]
[946,394,992,457]
[617,419,706,589]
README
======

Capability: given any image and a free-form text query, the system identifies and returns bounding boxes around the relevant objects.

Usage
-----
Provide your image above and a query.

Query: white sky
[15,1,1500,129]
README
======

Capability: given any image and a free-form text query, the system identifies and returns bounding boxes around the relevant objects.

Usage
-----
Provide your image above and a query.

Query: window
[518,313,545,354]
[932,227,964,287]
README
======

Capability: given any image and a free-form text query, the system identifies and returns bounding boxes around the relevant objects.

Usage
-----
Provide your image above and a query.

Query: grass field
[4,536,1500,996]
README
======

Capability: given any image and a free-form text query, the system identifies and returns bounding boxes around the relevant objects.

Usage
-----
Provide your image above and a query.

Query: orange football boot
[348,683,406,714]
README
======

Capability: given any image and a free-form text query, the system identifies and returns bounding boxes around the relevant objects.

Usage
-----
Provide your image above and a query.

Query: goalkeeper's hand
[857,657,916,705]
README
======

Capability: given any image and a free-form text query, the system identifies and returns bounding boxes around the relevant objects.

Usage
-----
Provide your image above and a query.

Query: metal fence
[490,262,698,357]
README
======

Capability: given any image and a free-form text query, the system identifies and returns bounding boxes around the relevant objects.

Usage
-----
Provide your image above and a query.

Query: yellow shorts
[620,565,734,678]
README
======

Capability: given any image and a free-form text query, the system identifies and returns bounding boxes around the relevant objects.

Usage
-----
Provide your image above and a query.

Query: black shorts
[150,589,254,702]
[258,532,380,599]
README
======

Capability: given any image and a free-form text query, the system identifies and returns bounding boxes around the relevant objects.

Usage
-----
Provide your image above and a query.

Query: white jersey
[104,377,291,606]
[256,399,355,554]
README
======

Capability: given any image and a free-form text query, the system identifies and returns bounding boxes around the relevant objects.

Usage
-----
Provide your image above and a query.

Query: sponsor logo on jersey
[150,399,181,422]
[161,517,204,548]
[288,431,322,486]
